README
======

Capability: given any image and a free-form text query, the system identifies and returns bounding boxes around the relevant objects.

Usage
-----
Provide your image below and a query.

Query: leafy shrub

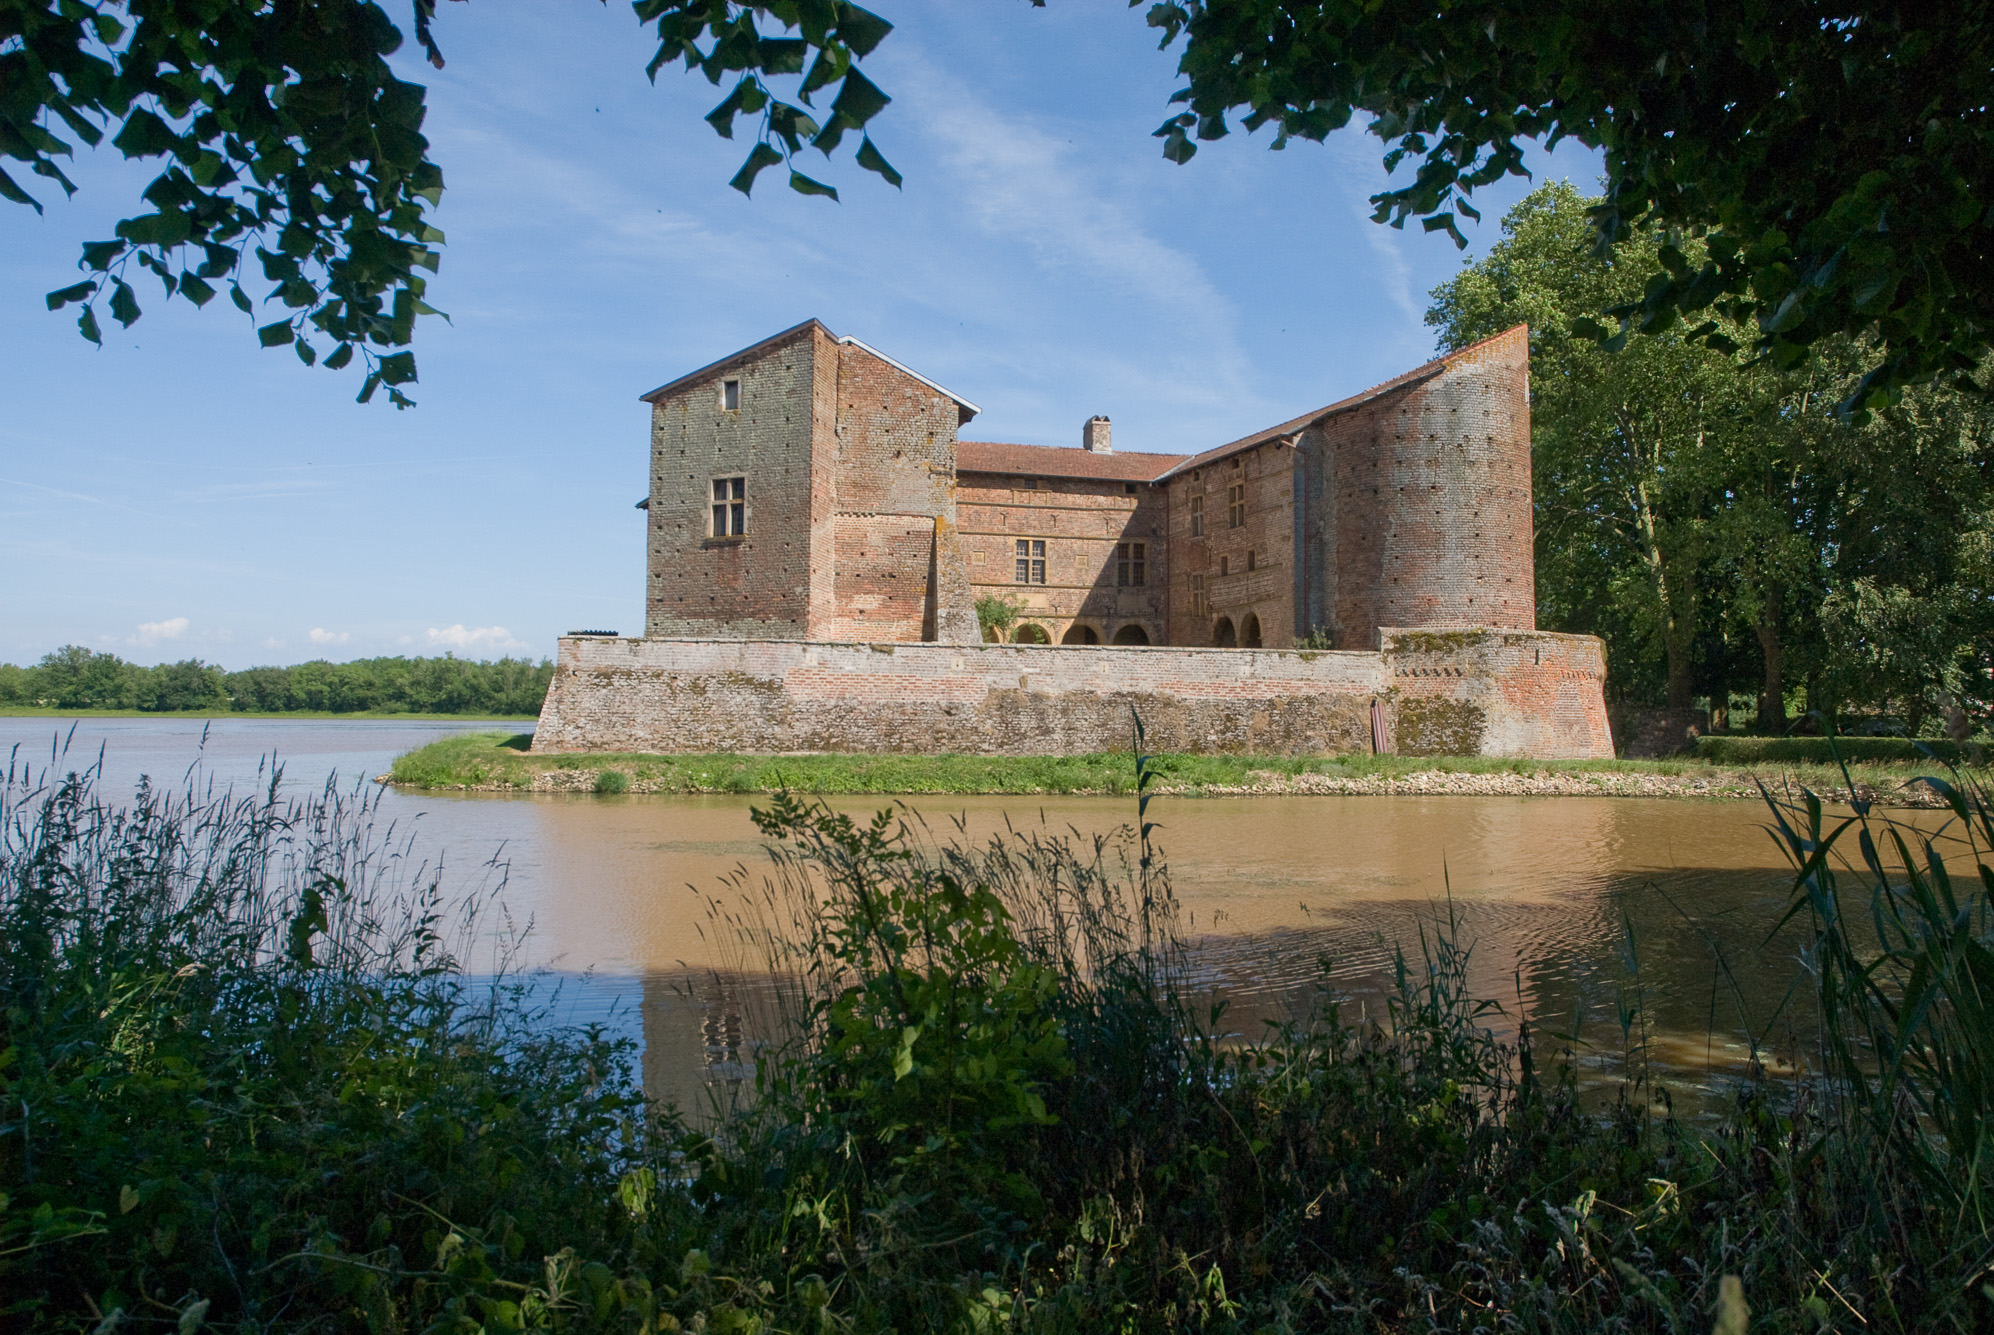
[593,768,630,794]
[6,743,1993,1331]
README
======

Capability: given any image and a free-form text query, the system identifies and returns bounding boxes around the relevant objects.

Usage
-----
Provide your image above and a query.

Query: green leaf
[229,284,253,314]
[377,351,417,385]
[855,136,901,188]
[788,169,839,201]
[324,342,355,371]
[77,305,102,345]
[729,142,785,196]
[81,239,127,271]
[112,109,180,158]
[0,165,45,212]
[294,338,317,366]
[830,68,890,129]
[178,274,216,306]
[835,4,894,57]
[46,281,95,311]
[258,320,294,347]
[108,279,141,327]
[759,37,807,75]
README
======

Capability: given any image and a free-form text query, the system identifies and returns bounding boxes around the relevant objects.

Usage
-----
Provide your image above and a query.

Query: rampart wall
[533,628,1613,759]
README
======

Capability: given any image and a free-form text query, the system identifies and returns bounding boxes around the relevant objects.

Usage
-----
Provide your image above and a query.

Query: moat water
[4,716,1957,1110]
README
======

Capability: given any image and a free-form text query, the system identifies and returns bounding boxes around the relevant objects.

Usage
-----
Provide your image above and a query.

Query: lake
[3,715,1945,1111]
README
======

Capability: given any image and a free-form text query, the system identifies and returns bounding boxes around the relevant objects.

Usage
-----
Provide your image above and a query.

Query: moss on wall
[1397,697,1487,756]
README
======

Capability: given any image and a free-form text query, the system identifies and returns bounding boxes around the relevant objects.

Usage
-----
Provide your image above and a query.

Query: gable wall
[819,342,973,642]
[644,329,820,638]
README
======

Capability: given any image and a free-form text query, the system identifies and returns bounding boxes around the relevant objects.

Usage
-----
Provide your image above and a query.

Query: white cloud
[426,624,526,652]
[132,616,189,645]
[308,627,351,645]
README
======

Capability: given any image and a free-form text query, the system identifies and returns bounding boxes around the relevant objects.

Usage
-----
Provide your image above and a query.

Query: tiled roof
[956,440,1183,483]
[1150,324,1529,482]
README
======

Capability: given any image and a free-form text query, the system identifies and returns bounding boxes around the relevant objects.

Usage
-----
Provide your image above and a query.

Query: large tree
[9,2,1991,407]
[1429,182,1767,710]
[1437,182,1994,729]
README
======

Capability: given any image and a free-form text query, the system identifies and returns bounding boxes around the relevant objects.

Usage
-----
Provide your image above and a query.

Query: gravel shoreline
[382,765,1948,807]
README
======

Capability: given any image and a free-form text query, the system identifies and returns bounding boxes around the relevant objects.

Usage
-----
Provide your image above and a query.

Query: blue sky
[0,2,1601,669]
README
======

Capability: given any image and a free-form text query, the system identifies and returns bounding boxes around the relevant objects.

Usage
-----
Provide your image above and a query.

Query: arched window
[1241,614,1262,648]
[1013,623,1051,644]
[1212,617,1237,648]
[1061,623,1099,645]
[1112,623,1151,646]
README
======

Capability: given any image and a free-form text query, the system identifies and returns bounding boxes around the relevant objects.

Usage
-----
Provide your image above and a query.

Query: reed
[4,735,1990,1331]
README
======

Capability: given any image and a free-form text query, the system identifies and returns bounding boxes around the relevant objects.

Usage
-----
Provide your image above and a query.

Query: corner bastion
[532,630,1614,759]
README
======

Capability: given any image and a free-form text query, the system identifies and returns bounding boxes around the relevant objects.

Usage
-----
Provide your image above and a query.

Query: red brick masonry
[533,628,1614,759]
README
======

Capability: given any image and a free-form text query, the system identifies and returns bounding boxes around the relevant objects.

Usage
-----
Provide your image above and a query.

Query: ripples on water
[4,717,1946,1113]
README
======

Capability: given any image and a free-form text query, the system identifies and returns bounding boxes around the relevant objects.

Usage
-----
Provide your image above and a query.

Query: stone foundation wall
[534,628,1614,759]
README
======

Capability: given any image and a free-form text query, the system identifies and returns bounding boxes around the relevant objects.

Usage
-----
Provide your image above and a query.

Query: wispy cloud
[426,624,525,652]
[309,627,350,645]
[132,616,189,645]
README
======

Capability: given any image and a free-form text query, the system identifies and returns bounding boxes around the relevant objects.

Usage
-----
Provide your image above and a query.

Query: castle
[533,319,1615,759]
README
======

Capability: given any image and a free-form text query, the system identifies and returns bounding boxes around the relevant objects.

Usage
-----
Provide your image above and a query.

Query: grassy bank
[387,729,1963,803]
[0,706,538,721]
[4,754,1989,1331]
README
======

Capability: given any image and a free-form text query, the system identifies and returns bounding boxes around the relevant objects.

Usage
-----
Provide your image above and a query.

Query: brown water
[4,717,1958,1111]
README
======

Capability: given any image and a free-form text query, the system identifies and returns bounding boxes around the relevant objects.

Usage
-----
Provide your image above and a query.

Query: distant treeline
[0,646,552,715]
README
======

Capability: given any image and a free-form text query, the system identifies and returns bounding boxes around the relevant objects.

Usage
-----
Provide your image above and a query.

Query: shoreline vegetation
[0,647,553,716]
[387,730,1977,806]
[4,751,1988,1330]
[0,706,539,721]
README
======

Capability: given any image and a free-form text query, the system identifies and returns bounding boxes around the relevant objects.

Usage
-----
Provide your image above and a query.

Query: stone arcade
[534,319,1615,759]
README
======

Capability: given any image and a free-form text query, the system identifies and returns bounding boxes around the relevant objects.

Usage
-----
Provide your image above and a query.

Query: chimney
[1083,415,1112,453]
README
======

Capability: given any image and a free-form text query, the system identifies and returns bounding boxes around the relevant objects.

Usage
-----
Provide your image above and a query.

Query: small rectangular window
[1189,494,1204,537]
[1014,538,1045,584]
[1227,482,1245,529]
[1246,549,1256,572]
[711,476,745,536]
[1220,555,1229,576]
[1017,477,1038,490]
[722,379,740,411]
[1117,541,1146,588]
[1124,482,1138,495]
[1190,572,1207,616]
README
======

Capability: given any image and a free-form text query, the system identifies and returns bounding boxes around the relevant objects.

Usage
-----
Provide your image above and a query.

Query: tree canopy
[1433,183,1994,732]
[8,2,1991,406]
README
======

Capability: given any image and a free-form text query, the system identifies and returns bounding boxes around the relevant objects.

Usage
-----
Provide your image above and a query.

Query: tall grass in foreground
[2,743,1991,1330]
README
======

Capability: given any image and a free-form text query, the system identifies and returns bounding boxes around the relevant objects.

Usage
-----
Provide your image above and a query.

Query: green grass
[1695,733,1987,766]
[388,730,1962,798]
[0,706,539,720]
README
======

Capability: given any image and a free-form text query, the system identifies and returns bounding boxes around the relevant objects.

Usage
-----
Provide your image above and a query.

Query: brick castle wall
[1164,443,1297,649]
[643,325,977,645]
[645,325,822,639]
[533,628,1614,759]
[1302,325,1535,648]
[956,471,1169,645]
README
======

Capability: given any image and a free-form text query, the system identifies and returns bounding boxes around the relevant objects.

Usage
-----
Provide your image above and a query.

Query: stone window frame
[709,476,746,538]
[1190,571,1207,616]
[1246,549,1256,572]
[1226,481,1246,529]
[1014,538,1046,584]
[1116,541,1146,587]
[1189,493,1204,537]
[721,378,741,411]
